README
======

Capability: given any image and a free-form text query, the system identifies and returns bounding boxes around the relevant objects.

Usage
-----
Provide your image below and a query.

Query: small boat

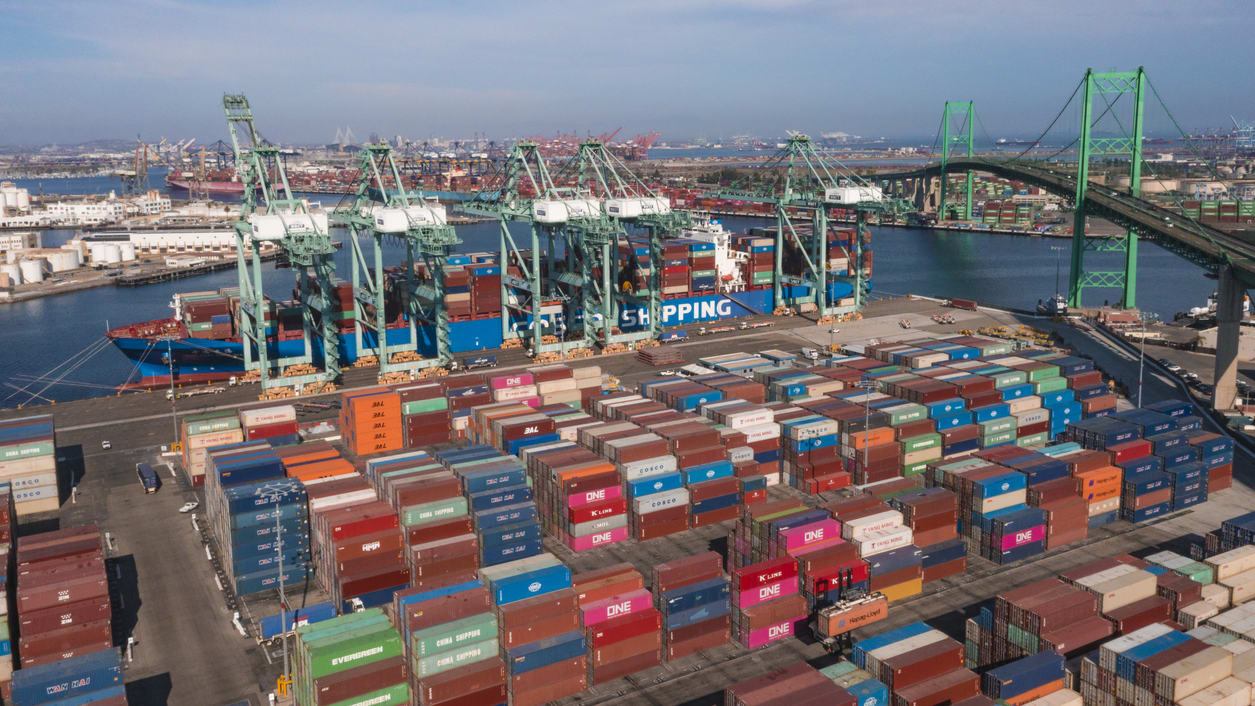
[1037,294,1068,316]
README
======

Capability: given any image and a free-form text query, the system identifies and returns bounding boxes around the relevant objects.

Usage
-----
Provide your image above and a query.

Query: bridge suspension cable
[1008,77,1085,161]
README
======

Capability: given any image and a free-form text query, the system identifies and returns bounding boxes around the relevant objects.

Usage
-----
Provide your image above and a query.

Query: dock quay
[2,296,1251,704]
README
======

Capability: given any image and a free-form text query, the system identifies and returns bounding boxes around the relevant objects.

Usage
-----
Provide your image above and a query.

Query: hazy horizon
[2,0,1252,147]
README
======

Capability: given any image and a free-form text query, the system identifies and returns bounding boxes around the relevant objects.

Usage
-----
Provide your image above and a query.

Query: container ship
[106,218,869,388]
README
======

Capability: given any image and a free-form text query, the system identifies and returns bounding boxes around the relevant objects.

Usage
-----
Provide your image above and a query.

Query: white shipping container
[1090,570,1157,612]
[493,384,539,402]
[7,471,56,491]
[1222,568,1255,605]
[1154,646,1233,701]
[0,454,56,477]
[1087,497,1121,516]
[188,428,245,450]
[311,489,378,512]
[572,365,601,380]
[620,456,677,482]
[1203,582,1234,610]
[1179,601,1221,629]
[1075,564,1138,588]
[240,405,297,427]
[536,379,577,394]
[1207,545,1255,581]
[726,410,774,429]
[842,510,904,540]
[740,423,781,443]
[1007,396,1043,415]
[1176,677,1251,706]
[855,526,913,557]
[1021,690,1082,706]
[540,389,581,405]
[979,489,1028,514]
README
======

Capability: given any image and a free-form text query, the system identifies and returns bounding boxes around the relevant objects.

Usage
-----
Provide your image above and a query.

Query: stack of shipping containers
[15,526,112,669]
[0,414,58,517]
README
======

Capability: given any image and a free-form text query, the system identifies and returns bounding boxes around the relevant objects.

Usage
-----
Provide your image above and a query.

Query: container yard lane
[41,430,267,703]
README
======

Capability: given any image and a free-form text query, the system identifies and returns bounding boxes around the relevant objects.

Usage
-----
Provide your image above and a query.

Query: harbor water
[0,214,1214,407]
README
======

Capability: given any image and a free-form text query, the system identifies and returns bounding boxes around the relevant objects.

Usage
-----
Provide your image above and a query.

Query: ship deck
[4,295,1253,705]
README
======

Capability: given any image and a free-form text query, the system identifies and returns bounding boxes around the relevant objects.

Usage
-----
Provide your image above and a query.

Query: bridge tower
[1068,68,1146,309]
[938,102,975,221]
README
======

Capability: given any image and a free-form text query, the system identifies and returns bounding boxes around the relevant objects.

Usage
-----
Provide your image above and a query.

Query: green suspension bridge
[875,68,1254,411]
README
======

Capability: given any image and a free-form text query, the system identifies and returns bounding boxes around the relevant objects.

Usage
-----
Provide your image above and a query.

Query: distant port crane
[332,143,461,377]
[224,93,340,392]
[708,135,910,318]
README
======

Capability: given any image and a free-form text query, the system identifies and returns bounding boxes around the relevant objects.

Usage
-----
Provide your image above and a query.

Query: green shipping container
[752,271,774,284]
[983,430,1016,447]
[184,415,241,436]
[1174,561,1214,583]
[902,460,929,477]
[978,343,1014,356]
[401,497,468,527]
[1033,377,1068,395]
[1016,432,1049,448]
[413,637,499,678]
[1026,365,1059,383]
[403,398,449,415]
[979,418,1016,436]
[901,433,941,453]
[411,613,498,658]
[819,660,857,680]
[991,371,1028,389]
[307,628,402,679]
[0,440,54,462]
[327,682,410,706]
[886,404,927,425]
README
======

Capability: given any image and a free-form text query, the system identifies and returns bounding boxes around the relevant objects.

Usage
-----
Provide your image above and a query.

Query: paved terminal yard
[2,295,1253,705]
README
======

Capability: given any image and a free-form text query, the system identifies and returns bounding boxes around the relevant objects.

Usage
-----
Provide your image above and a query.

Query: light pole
[856,378,880,483]
[1136,312,1159,408]
[1050,245,1064,300]
[165,338,179,448]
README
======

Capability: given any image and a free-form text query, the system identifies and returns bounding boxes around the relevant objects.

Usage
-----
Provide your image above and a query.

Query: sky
[1,0,1252,146]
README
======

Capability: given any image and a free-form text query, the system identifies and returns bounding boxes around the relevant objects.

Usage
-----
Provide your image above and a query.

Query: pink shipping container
[567,526,629,552]
[490,373,535,390]
[743,617,803,649]
[581,588,653,625]
[567,485,623,508]
[736,579,798,610]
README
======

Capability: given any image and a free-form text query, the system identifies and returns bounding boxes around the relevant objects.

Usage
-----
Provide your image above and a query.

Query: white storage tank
[60,245,84,267]
[101,244,123,264]
[18,259,44,283]
[15,190,30,212]
[47,251,78,272]
[0,263,21,285]
[0,184,16,210]
[119,242,137,261]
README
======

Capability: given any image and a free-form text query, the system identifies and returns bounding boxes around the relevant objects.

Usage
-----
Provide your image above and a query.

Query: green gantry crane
[223,94,340,392]
[708,135,910,318]
[331,144,461,378]
[562,141,691,345]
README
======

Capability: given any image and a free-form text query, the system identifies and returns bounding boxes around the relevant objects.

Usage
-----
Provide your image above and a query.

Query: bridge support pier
[1212,265,1246,411]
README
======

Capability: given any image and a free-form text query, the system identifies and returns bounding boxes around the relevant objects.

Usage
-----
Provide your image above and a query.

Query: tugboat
[1037,294,1068,316]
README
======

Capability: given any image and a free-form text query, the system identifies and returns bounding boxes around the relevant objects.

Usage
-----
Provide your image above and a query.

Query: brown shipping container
[510,674,587,706]
[17,574,109,613]
[420,657,506,705]
[18,558,107,589]
[668,614,731,644]
[403,587,492,632]
[654,552,723,594]
[592,630,661,668]
[20,618,112,662]
[497,588,577,630]
[668,627,729,660]
[313,655,405,705]
[428,683,508,706]
[509,656,586,693]
[18,594,112,634]
[881,640,964,690]
[17,537,102,568]
[590,648,661,685]
[1038,615,1113,656]
[21,638,114,668]
[740,594,807,631]
[890,667,979,706]
[407,516,475,546]
[501,612,581,649]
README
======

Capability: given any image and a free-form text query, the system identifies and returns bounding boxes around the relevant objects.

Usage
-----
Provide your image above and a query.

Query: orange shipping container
[850,427,895,449]
[1073,465,1122,502]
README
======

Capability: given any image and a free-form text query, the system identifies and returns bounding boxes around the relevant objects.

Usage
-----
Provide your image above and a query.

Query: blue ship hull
[108,287,841,385]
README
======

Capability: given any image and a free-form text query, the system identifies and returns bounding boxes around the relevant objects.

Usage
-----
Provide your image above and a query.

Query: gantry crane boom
[331,144,461,378]
[707,135,909,318]
[224,93,340,392]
